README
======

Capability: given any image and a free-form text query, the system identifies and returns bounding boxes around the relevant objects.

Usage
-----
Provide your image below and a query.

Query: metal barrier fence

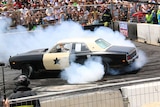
[8,77,160,107]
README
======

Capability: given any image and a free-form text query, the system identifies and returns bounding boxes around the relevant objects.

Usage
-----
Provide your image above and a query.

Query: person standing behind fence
[145,9,153,24]
[157,6,160,25]
[3,75,41,107]
[101,8,112,27]
[152,7,158,24]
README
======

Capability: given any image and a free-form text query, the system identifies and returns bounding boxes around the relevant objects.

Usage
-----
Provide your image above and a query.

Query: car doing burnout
[9,37,138,78]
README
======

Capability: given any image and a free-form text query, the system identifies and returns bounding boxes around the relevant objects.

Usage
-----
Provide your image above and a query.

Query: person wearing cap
[3,75,41,107]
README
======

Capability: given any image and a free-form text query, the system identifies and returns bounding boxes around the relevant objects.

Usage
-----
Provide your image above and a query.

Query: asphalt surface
[1,40,160,97]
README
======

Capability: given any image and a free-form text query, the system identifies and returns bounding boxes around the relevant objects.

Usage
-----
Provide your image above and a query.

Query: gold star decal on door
[54,58,60,64]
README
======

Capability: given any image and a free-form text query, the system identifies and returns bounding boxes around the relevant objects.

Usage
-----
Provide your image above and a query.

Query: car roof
[56,37,109,51]
[57,37,100,44]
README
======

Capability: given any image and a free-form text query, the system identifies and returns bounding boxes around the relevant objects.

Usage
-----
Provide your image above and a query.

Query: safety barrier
[137,23,150,43]
[40,90,124,107]
[127,22,137,40]
[7,77,160,107]
[121,81,160,107]
[9,87,124,107]
[113,21,119,31]
[137,23,160,46]
[111,21,160,47]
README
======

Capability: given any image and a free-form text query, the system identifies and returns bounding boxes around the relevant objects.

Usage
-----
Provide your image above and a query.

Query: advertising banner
[119,22,128,37]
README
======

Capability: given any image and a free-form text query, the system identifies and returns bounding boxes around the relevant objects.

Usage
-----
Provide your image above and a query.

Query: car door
[43,43,71,70]
[71,43,91,64]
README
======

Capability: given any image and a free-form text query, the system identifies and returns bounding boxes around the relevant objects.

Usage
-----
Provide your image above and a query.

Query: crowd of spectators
[0,0,160,30]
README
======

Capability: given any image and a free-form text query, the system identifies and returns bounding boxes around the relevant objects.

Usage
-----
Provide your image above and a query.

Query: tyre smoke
[0,18,147,84]
[61,56,104,84]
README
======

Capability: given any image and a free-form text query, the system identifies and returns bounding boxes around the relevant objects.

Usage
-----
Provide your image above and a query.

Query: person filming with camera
[2,75,41,107]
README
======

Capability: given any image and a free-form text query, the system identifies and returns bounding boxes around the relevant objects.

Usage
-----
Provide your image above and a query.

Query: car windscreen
[95,38,111,49]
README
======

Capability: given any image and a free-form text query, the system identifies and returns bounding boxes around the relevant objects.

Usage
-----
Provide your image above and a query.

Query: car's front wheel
[103,62,110,75]
[22,64,35,79]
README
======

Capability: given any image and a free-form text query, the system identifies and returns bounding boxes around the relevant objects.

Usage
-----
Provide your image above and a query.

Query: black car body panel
[9,54,45,70]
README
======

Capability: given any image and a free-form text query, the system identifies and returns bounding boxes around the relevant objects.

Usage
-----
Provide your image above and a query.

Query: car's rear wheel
[126,67,140,74]
[22,64,35,79]
[103,62,122,76]
[119,64,140,75]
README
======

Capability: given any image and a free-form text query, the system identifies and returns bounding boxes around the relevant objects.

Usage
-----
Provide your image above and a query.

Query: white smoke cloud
[0,18,147,84]
[61,57,104,84]
[106,49,148,76]
[125,49,148,71]
[93,27,135,47]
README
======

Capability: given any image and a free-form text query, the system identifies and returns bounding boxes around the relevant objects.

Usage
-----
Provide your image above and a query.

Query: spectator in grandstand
[3,75,41,107]
[65,7,72,21]
[13,0,22,9]
[59,9,66,23]
[4,0,160,29]
[43,4,55,24]
[157,6,160,25]
[78,8,89,25]
[90,7,100,24]
[101,8,112,27]
[152,7,158,24]
[34,10,44,25]
[112,4,119,21]
[129,3,137,22]
[24,10,34,30]
[145,9,153,23]
[70,8,79,21]
[119,4,128,21]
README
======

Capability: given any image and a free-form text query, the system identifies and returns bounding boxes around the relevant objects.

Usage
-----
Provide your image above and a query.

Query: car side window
[49,43,71,53]
[73,43,89,52]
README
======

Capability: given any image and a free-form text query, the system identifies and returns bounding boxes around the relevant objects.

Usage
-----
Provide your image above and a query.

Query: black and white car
[9,37,138,78]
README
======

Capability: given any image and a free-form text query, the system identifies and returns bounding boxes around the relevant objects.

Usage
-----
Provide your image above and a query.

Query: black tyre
[22,64,35,79]
[103,62,110,75]
[103,62,122,76]
[127,68,141,74]
[120,64,141,75]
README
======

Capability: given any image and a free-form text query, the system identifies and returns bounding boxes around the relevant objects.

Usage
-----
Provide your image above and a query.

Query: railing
[6,77,160,107]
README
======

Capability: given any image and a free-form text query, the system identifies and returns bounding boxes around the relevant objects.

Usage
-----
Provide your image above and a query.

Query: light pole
[0,62,6,100]
[110,0,115,30]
